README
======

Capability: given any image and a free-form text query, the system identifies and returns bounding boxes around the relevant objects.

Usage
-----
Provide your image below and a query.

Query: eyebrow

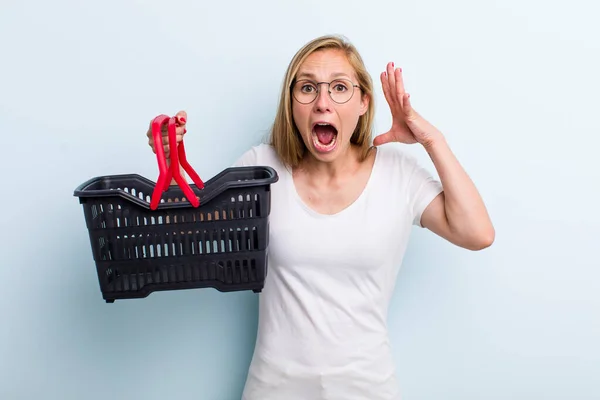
[296,72,353,80]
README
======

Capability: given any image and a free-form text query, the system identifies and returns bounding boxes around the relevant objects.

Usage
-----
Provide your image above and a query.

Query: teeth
[312,134,337,151]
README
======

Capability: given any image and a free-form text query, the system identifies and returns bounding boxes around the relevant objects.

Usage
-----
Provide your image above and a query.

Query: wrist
[421,132,446,152]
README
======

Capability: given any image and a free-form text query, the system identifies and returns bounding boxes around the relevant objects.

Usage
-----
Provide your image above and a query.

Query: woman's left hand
[373,62,442,148]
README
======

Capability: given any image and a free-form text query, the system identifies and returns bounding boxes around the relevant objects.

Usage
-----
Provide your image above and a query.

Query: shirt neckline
[286,146,380,219]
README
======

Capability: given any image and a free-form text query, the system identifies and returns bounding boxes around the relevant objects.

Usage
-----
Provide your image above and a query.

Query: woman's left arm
[374,62,494,251]
[419,136,495,251]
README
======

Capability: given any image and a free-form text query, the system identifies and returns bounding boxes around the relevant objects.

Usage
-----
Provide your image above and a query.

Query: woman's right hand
[146,110,187,158]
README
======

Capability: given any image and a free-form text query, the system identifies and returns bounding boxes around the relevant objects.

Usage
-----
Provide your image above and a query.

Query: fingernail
[184,128,187,133]
[392,62,394,67]
[179,117,186,124]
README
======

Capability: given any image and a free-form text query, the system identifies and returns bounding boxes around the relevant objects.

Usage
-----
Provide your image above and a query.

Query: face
[291,49,369,163]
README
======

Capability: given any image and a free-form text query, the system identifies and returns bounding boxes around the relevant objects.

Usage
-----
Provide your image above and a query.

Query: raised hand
[147,110,188,158]
[373,63,442,148]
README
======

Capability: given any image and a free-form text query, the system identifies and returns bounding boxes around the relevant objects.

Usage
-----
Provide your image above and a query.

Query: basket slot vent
[103,257,259,294]
[103,226,261,261]
[227,193,260,219]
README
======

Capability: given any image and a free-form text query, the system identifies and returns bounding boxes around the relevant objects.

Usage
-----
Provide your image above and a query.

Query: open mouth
[311,122,338,153]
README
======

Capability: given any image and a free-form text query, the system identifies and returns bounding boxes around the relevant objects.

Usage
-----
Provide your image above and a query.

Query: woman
[147,35,494,400]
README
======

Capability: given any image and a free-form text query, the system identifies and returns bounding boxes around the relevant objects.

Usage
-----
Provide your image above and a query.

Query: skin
[146,49,495,251]
[290,49,375,216]
[374,62,495,250]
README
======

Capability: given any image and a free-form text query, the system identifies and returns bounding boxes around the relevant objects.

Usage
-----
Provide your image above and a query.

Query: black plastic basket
[73,166,278,303]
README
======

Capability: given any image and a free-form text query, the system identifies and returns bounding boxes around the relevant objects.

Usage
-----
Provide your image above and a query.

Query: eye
[300,83,317,93]
[331,80,349,92]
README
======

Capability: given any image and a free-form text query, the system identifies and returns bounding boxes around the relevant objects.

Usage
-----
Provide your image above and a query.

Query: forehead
[296,48,357,80]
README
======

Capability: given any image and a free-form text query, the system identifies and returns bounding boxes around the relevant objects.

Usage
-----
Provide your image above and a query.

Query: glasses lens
[329,79,354,104]
[293,80,318,104]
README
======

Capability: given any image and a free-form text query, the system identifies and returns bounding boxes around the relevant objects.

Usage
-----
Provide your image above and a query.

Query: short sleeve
[233,146,259,167]
[407,159,444,227]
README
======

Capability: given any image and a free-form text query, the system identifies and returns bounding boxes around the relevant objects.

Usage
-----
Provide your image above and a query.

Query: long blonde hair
[269,35,375,168]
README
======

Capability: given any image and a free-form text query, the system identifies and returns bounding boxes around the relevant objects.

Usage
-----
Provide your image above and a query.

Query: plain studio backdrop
[1,0,598,399]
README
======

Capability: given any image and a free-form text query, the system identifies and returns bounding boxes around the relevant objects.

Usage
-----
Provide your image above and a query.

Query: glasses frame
[291,79,361,105]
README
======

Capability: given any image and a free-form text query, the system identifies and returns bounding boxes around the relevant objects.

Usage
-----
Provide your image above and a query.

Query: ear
[359,93,370,116]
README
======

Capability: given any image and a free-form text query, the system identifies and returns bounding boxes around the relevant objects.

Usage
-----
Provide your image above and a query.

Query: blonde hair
[269,34,375,168]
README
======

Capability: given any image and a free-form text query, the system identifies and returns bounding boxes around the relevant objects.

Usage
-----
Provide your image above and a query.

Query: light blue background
[1,0,598,399]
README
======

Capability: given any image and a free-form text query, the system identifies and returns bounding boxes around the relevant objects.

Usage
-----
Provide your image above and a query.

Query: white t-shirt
[234,143,443,400]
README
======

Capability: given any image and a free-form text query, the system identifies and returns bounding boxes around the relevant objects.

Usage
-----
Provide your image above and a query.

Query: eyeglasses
[291,79,360,104]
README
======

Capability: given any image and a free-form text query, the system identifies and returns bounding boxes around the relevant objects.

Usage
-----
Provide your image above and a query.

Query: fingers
[159,133,184,145]
[385,62,397,105]
[148,140,175,158]
[175,110,187,138]
[372,131,394,146]
[394,66,405,97]
[147,121,156,151]
[175,110,187,125]
[382,63,410,112]
[147,111,188,155]
[162,144,171,158]
[395,68,407,111]
[382,62,404,106]
[380,71,393,107]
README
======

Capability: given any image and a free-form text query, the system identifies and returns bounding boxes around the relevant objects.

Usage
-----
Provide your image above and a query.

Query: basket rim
[73,165,278,210]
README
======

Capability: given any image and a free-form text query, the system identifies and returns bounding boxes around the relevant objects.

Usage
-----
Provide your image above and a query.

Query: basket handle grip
[150,115,204,210]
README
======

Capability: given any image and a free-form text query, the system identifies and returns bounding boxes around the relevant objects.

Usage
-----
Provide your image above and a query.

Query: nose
[313,83,333,113]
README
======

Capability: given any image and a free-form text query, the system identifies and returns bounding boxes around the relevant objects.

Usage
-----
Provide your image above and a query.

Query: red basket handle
[150,115,204,210]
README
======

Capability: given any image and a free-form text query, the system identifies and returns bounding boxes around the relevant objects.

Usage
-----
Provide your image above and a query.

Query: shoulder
[233,143,286,171]
[373,143,443,206]
[374,143,425,177]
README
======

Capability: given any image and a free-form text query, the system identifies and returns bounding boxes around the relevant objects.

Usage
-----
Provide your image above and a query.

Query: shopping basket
[73,115,278,303]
